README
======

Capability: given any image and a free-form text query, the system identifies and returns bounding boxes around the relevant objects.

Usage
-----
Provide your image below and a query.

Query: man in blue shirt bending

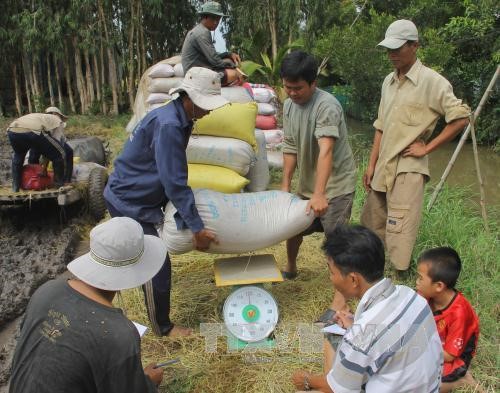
[104,67,228,337]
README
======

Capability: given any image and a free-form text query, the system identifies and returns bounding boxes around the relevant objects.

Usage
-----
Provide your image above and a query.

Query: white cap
[169,67,229,111]
[45,106,68,120]
[377,20,418,49]
[68,217,167,291]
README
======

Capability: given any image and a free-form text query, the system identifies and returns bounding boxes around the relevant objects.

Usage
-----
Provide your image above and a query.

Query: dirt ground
[0,132,87,388]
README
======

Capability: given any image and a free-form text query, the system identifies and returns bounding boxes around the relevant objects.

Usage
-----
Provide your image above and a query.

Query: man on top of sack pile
[6,106,74,192]
[181,1,244,86]
[104,67,228,338]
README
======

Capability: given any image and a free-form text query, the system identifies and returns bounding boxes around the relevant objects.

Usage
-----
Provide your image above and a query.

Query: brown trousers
[361,172,424,270]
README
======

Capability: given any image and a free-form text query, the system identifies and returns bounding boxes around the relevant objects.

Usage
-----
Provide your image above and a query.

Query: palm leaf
[261,53,273,71]
[240,60,264,77]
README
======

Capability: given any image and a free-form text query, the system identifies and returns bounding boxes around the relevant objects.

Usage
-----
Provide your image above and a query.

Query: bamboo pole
[469,114,490,233]
[427,65,500,210]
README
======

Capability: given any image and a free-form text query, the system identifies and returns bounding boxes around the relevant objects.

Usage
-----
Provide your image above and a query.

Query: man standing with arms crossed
[361,19,470,273]
[280,51,357,323]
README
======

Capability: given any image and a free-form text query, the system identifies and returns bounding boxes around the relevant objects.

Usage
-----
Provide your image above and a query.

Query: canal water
[347,119,500,209]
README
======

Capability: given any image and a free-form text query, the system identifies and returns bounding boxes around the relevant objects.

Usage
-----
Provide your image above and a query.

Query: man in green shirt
[280,51,357,322]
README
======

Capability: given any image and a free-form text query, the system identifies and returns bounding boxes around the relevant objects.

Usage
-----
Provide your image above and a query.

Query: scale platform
[214,254,284,287]
[214,254,282,350]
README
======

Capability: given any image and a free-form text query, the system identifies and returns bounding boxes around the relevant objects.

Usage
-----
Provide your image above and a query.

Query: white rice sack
[126,79,148,132]
[165,55,182,65]
[148,63,175,78]
[221,86,254,103]
[126,114,138,133]
[174,63,184,77]
[187,135,254,175]
[146,93,172,105]
[127,56,183,133]
[72,162,107,182]
[262,129,283,145]
[245,129,269,192]
[147,102,169,112]
[252,87,272,103]
[160,189,315,254]
[257,102,276,115]
[148,77,183,93]
[267,150,283,169]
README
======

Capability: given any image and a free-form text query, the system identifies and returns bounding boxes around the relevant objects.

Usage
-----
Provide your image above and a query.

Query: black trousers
[28,142,74,182]
[105,200,173,336]
[7,130,67,189]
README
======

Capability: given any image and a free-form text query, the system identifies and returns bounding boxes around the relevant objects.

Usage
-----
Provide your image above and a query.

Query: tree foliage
[0,0,498,145]
[0,0,196,116]
[311,0,499,145]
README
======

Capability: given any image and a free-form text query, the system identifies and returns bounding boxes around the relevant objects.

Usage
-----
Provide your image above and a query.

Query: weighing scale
[214,254,283,350]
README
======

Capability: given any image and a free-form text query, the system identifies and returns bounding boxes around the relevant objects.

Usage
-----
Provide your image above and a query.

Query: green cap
[198,1,226,17]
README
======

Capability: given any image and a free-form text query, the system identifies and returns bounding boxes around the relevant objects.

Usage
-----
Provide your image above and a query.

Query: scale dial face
[223,285,279,342]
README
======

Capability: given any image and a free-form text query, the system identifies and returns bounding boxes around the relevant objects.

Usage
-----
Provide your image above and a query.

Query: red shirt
[433,291,480,379]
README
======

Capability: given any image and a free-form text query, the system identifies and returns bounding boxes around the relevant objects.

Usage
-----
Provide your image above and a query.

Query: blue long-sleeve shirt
[104,99,204,232]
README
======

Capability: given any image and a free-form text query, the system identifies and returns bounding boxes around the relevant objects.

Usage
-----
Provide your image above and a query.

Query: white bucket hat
[45,106,68,120]
[378,19,418,49]
[169,67,229,111]
[68,217,167,291]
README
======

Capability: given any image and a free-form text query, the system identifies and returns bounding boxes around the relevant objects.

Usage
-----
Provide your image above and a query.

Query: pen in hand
[154,358,180,368]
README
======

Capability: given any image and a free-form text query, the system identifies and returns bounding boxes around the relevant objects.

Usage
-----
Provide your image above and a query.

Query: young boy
[416,247,480,392]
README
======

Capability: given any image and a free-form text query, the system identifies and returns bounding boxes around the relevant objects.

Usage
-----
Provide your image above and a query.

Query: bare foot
[463,371,485,393]
[439,371,485,393]
[166,325,193,337]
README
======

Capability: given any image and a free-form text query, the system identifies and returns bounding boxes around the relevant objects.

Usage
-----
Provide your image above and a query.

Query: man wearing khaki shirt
[7,107,72,191]
[361,20,470,272]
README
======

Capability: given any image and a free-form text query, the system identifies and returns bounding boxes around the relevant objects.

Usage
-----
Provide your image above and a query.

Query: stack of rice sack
[146,61,184,111]
[244,83,283,169]
[126,56,184,133]
[126,57,271,191]
[187,101,258,193]
[249,83,278,130]
[186,85,270,193]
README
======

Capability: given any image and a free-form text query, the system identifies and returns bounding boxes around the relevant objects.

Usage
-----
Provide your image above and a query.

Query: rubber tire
[87,167,108,220]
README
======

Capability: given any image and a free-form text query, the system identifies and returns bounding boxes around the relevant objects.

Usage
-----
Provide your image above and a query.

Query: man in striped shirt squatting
[292,225,443,392]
